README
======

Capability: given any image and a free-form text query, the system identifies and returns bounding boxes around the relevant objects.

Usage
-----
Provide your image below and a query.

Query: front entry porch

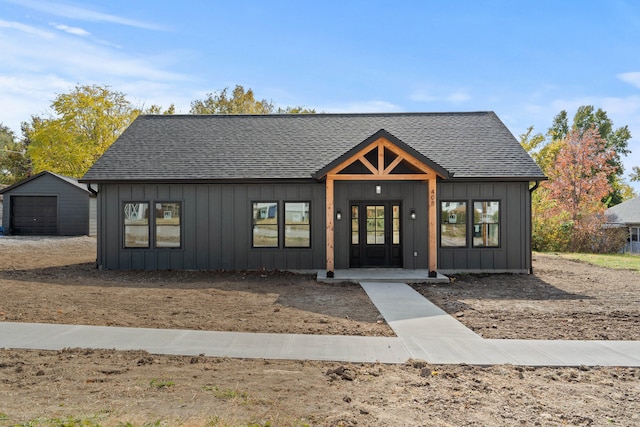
[315,130,450,278]
[316,268,449,284]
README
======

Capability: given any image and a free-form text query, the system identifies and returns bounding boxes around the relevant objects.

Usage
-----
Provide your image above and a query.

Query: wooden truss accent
[323,137,444,276]
[324,137,438,181]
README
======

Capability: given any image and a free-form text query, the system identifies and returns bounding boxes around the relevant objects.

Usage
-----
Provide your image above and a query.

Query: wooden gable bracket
[325,137,438,181]
[321,136,446,277]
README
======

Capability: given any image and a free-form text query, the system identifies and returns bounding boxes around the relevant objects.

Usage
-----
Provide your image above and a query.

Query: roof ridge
[139,111,495,119]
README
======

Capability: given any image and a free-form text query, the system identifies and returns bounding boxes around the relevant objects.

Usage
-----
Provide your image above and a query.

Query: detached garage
[0,171,96,236]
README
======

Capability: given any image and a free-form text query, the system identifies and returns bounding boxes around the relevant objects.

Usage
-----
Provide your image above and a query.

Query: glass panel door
[350,202,402,268]
[366,205,385,244]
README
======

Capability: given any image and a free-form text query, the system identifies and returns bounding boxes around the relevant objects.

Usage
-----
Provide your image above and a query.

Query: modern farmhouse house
[80,112,546,275]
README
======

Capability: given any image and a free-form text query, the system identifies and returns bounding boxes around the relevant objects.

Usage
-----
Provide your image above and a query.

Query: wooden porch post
[326,178,335,277]
[428,177,437,276]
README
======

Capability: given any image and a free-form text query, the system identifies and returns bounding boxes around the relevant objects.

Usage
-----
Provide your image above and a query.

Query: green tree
[190,85,275,115]
[26,84,139,177]
[190,84,316,115]
[548,106,631,206]
[519,125,563,174]
[276,106,316,114]
[630,166,640,182]
[0,124,31,184]
[144,104,176,115]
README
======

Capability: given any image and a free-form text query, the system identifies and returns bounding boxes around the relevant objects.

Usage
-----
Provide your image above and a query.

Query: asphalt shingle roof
[0,171,91,194]
[81,112,546,182]
[606,196,640,224]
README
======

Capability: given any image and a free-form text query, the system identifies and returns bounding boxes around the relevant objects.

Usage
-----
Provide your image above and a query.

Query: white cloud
[0,74,73,132]
[617,72,640,89]
[409,87,472,104]
[0,19,54,39]
[0,16,186,81]
[0,11,188,133]
[5,0,165,31]
[51,23,90,37]
[320,100,403,113]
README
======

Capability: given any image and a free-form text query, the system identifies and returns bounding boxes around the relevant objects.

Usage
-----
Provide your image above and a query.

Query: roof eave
[78,177,318,185]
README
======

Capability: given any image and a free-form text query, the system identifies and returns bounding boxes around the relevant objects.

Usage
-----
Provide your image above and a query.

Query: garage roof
[0,171,92,195]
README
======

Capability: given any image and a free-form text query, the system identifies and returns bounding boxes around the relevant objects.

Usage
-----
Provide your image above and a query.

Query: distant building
[0,171,96,236]
[606,196,640,253]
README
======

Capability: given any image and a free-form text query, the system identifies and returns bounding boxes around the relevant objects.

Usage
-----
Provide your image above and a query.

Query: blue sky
[2,0,640,189]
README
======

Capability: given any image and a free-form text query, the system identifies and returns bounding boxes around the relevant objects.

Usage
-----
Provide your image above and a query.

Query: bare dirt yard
[1,237,639,426]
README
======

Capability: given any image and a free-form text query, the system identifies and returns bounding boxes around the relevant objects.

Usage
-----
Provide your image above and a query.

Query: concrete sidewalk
[1,282,639,367]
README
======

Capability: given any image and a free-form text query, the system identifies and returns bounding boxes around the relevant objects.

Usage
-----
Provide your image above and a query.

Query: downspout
[86,183,99,269]
[528,181,541,274]
[87,183,98,196]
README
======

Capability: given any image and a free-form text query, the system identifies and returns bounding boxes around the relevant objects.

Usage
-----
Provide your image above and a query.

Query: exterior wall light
[410,209,416,220]
[336,210,342,221]
[375,185,382,194]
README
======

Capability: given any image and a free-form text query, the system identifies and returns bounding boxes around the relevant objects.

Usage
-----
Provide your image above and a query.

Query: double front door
[349,202,402,267]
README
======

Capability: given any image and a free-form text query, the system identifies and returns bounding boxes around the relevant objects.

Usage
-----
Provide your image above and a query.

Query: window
[392,204,401,245]
[123,201,181,249]
[366,205,385,244]
[253,202,278,247]
[351,205,359,244]
[156,202,181,248]
[441,201,467,247]
[124,202,149,248]
[284,202,310,247]
[473,201,500,247]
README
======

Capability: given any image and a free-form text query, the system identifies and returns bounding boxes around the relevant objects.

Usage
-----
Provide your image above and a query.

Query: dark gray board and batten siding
[97,182,326,270]
[97,180,533,273]
[437,181,532,273]
[333,180,430,270]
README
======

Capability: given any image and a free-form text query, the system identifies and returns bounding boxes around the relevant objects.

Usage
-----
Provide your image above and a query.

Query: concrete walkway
[1,282,639,367]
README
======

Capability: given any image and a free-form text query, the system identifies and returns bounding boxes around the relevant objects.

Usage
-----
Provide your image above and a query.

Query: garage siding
[1,173,91,236]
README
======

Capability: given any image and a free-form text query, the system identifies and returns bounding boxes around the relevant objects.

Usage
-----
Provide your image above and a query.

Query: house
[606,196,640,253]
[80,112,546,275]
[0,171,96,236]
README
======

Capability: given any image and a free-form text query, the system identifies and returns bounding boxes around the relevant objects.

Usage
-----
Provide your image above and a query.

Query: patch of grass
[117,421,161,427]
[12,415,310,427]
[149,378,175,389]
[558,252,640,271]
[202,385,249,401]
[14,416,103,426]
